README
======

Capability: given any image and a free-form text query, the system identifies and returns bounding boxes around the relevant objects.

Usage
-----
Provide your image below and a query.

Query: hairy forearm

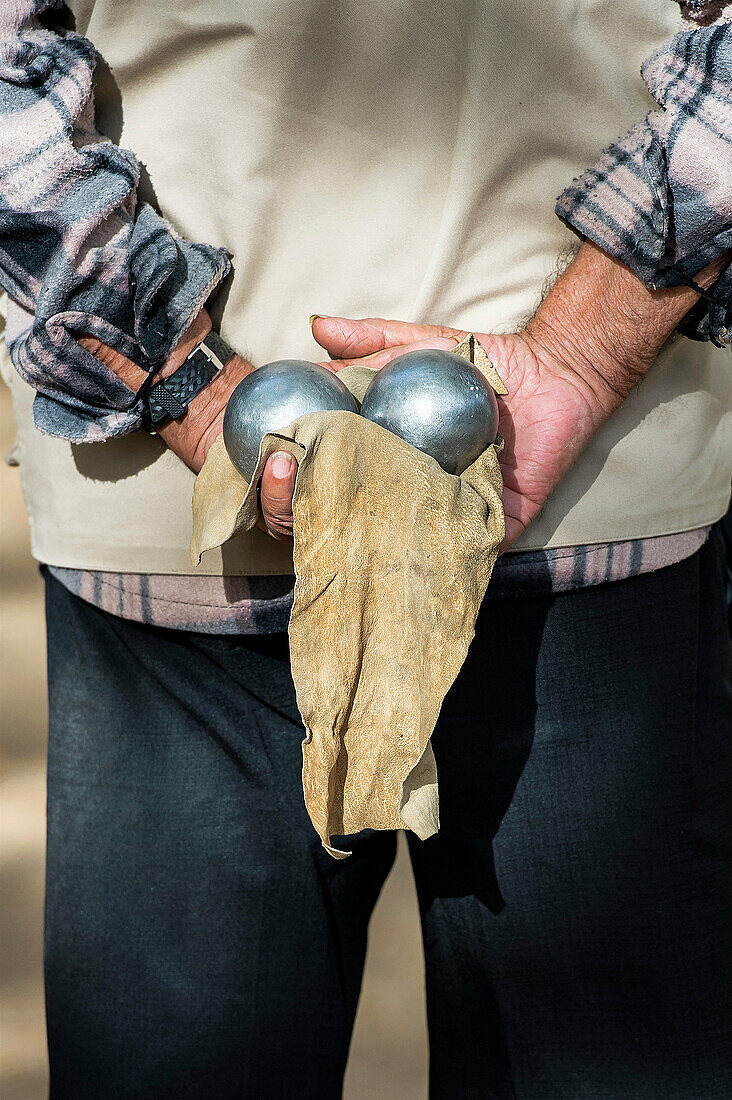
[525,240,728,421]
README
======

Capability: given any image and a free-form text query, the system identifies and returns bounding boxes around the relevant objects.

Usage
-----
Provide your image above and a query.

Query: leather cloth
[191,338,506,855]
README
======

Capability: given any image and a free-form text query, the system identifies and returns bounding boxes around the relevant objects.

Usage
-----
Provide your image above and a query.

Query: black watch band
[145,330,234,428]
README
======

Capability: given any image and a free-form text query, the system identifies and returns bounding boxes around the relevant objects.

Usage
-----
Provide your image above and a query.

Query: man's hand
[313,241,728,549]
[78,310,299,540]
[313,320,600,549]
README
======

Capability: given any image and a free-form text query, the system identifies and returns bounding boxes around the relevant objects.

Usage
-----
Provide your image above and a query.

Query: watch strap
[146,331,234,426]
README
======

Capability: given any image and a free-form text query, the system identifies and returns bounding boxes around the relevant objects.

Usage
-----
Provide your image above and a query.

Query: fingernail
[270,451,294,479]
[309,314,324,328]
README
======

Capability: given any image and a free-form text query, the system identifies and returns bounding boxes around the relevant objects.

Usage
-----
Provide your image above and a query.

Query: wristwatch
[144,330,234,429]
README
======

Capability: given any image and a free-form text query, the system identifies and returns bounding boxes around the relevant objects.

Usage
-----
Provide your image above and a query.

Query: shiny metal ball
[223,359,358,480]
[359,349,499,474]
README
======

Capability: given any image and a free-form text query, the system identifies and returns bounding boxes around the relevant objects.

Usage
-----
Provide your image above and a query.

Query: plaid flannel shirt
[0,0,230,442]
[556,3,732,346]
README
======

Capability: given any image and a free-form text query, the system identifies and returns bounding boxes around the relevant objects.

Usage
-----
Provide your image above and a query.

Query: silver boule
[359,349,499,474]
[223,359,358,480]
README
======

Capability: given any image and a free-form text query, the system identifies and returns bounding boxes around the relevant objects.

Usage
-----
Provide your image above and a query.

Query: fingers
[324,336,460,373]
[258,451,297,539]
[311,315,465,359]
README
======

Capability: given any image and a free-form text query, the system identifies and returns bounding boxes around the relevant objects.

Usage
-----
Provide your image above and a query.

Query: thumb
[259,451,297,540]
[311,315,465,359]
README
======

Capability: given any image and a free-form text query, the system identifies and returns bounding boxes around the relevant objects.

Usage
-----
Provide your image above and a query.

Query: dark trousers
[43,528,732,1099]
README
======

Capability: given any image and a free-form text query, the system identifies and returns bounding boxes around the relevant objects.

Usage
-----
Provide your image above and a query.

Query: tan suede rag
[191,335,507,857]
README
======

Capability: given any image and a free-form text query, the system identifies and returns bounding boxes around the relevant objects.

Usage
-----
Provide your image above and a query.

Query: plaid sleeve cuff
[556,121,669,286]
[5,205,230,442]
[556,19,732,346]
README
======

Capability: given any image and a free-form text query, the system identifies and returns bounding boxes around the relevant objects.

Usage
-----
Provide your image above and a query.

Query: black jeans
[43,529,732,1099]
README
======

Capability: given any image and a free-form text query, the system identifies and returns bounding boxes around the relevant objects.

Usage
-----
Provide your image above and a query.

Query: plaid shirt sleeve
[557,2,732,347]
[0,1,230,442]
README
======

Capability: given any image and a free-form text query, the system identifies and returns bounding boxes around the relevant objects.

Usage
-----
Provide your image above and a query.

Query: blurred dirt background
[0,380,428,1099]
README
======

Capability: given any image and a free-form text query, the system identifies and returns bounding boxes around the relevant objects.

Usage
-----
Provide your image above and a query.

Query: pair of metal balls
[222,349,500,481]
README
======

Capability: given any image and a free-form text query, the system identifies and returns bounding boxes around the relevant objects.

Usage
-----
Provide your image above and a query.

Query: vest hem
[29,496,731,575]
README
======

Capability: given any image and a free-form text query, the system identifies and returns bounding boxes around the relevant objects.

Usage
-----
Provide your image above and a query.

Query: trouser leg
[43,573,396,1100]
[409,528,732,1099]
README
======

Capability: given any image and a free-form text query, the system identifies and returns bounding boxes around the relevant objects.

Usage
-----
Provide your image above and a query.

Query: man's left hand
[312,241,728,550]
[311,316,606,550]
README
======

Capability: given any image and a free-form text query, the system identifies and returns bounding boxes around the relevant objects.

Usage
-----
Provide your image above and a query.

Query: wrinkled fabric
[0,1,229,441]
[191,337,506,856]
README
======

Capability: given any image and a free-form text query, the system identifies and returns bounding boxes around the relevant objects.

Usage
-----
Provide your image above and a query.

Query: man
[1,1,730,1097]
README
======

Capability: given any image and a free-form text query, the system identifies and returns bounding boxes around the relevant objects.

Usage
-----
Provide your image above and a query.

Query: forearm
[556,9,732,348]
[79,311,297,538]
[78,310,254,473]
[524,240,729,425]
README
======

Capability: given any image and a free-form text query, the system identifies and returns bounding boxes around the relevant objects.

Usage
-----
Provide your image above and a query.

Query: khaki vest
[7,0,732,574]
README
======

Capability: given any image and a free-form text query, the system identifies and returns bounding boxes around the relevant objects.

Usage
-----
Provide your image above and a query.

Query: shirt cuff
[555,120,669,287]
[6,204,230,443]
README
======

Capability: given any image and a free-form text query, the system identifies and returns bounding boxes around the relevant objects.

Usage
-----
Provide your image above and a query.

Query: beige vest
[7,0,732,574]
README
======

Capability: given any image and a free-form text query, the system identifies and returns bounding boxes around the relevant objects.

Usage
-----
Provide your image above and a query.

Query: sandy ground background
[0,382,429,1099]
